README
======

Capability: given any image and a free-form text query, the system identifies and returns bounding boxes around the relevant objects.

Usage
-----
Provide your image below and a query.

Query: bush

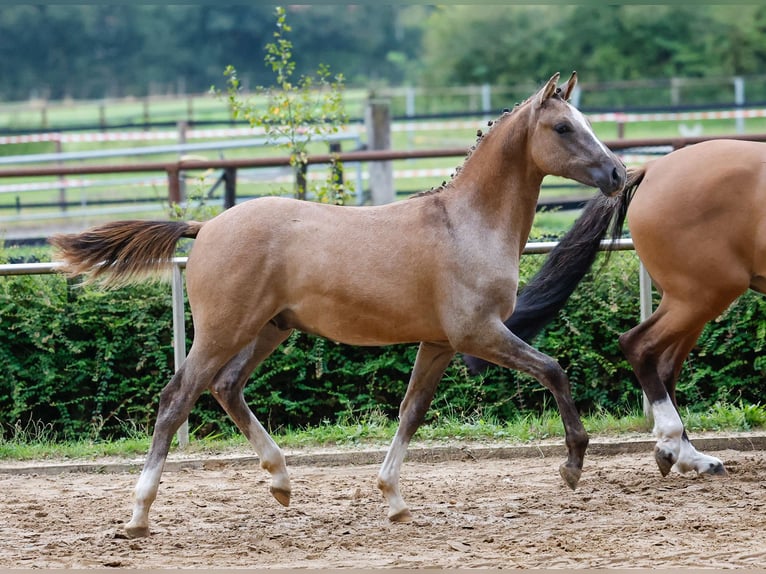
[0,274,174,440]
[1,249,764,440]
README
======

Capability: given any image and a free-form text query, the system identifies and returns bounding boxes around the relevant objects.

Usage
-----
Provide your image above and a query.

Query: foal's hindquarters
[620,140,766,477]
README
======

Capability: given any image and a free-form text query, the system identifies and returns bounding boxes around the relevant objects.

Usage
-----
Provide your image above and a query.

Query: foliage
[2,6,766,104]
[214,6,349,203]
[682,291,766,407]
[420,5,766,104]
[0,273,175,440]
[3,401,764,461]
[2,247,765,441]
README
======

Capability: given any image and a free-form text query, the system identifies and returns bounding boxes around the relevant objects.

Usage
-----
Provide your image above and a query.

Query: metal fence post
[172,262,189,448]
[734,76,745,134]
[639,260,654,422]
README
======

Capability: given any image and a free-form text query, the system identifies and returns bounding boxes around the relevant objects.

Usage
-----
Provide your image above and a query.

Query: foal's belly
[273,304,446,347]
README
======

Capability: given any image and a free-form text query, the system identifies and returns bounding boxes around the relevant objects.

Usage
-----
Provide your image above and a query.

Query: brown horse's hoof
[559,463,581,490]
[124,524,150,539]
[270,486,291,507]
[654,447,675,477]
[702,462,728,477]
[388,508,413,523]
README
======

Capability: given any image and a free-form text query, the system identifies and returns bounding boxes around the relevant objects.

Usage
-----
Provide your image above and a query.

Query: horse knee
[156,373,186,414]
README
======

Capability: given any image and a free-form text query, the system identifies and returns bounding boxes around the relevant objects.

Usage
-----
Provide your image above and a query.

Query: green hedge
[1,251,764,440]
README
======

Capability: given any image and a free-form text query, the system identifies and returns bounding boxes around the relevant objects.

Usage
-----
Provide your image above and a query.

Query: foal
[51,72,625,537]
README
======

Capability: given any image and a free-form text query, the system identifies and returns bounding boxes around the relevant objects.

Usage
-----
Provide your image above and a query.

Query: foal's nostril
[611,167,621,184]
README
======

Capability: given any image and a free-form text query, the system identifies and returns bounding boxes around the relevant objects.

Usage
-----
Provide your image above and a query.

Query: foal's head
[525,72,626,196]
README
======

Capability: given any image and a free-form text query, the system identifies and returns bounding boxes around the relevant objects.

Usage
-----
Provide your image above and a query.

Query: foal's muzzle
[596,162,627,197]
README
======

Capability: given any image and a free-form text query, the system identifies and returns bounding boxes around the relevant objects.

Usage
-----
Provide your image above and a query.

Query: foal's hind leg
[378,341,454,522]
[125,345,232,538]
[209,324,293,506]
[456,321,589,490]
[619,300,726,477]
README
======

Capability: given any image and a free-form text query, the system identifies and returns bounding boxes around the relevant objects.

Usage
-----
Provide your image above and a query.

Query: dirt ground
[1,441,766,570]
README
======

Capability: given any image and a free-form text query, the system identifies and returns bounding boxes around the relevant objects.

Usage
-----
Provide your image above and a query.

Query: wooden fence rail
[2,133,766,209]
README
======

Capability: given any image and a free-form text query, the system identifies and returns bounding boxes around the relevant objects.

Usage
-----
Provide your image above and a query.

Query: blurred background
[2,5,766,243]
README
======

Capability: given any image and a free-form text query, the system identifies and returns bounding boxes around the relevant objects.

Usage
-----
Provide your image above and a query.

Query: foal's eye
[554,123,572,134]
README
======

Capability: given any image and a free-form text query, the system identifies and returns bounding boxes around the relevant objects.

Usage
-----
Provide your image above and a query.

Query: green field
[2,90,766,242]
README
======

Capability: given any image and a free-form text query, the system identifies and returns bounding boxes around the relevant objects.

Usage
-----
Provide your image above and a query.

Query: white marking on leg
[652,397,684,460]
[125,464,164,537]
[377,435,410,521]
[246,418,290,501]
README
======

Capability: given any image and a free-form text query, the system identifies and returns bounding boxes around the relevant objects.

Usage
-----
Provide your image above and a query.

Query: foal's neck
[450,105,544,235]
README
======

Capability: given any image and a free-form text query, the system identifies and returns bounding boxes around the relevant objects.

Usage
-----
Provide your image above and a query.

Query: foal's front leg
[457,320,589,489]
[378,341,455,522]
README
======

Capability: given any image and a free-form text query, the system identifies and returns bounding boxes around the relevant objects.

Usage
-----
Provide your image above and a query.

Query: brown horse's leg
[209,324,293,507]
[658,343,727,476]
[378,341,454,522]
[619,301,726,477]
[125,345,230,538]
[455,321,588,490]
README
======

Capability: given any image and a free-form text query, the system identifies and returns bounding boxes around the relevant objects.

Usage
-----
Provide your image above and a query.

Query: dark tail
[464,167,646,374]
[50,219,204,287]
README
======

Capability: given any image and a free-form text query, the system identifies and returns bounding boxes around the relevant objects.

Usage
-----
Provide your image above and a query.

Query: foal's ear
[562,71,578,101]
[535,72,560,107]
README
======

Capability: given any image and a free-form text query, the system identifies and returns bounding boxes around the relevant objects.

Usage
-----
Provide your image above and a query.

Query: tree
[217,6,349,204]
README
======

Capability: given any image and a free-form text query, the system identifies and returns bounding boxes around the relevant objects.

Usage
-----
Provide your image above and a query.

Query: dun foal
[51,72,625,537]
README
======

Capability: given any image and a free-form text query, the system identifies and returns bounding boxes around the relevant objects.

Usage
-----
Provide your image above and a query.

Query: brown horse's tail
[463,166,647,374]
[49,219,205,287]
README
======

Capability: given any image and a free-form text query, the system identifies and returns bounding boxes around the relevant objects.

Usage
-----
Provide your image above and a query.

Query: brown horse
[50,72,625,538]
[466,138,766,479]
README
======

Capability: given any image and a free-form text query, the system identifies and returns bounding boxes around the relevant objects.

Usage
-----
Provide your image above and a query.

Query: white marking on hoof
[651,397,683,475]
[673,439,727,476]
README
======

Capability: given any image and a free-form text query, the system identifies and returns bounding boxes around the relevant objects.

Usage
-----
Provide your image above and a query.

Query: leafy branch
[214,6,350,204]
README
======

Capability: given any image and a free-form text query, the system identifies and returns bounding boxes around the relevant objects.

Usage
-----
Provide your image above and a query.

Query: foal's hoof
[388,508,413,523]
[559,463,581,490]
[124,524,150,539]
[270,486,291,507]
[654,447,675,477]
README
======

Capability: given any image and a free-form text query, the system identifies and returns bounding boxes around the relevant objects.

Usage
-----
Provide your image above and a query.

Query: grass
[1,402,763,463]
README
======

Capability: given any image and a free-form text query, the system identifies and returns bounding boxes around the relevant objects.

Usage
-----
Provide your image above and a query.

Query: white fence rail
[0,238,652,444]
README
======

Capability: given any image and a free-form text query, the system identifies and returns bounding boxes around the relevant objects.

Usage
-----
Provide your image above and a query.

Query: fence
[3,133,766,220]
[4,74,766,132]
[0,238,646,446]
[5,131,765,436]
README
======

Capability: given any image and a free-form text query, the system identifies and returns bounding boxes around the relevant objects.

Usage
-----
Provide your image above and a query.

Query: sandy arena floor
[1,440,765,569]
